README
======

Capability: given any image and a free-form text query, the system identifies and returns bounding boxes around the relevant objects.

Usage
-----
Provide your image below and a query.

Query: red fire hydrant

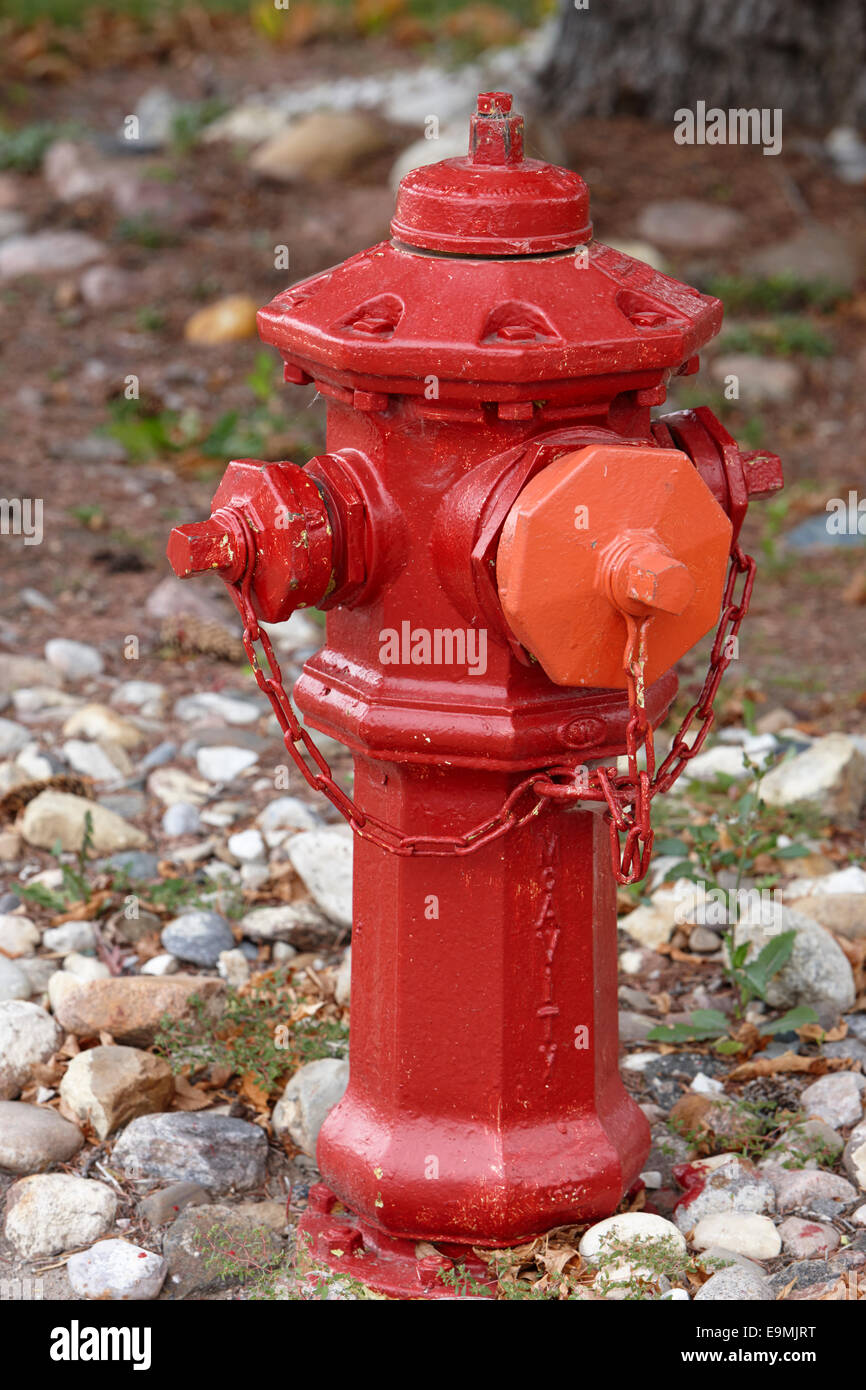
[168,93,782,1297]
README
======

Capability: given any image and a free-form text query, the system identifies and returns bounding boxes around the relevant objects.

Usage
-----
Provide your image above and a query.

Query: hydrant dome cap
[391,93,591,256]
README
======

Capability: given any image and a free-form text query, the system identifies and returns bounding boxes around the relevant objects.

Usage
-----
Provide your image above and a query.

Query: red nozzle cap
[390,91,591,257]
[167,517,244,581]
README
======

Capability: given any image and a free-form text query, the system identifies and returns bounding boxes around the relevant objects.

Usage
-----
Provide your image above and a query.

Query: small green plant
[703,273,849,316]
[154,972,349,1091]
[718,316,834,359]
[0,121,69,172]
[169,98,229,155]
[18,812,95,912]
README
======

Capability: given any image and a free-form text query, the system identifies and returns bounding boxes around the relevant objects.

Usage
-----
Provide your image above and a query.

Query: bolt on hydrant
[167,92,783,1298]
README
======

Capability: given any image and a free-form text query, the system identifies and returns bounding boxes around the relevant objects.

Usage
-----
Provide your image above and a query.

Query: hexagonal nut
[496,444,732,689]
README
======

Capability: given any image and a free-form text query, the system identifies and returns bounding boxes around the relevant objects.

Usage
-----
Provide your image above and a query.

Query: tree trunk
[539,0,866,130]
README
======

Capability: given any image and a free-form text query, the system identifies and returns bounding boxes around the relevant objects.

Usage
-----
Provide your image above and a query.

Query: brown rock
[250,112,391,183]
[48,973,225,1047]
[59,1044,175,1139]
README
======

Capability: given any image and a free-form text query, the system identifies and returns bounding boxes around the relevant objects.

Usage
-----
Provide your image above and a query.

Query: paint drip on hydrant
[167,92,783,1298]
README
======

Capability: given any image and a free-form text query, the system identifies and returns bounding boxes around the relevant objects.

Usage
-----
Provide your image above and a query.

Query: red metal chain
[224,506,755,884]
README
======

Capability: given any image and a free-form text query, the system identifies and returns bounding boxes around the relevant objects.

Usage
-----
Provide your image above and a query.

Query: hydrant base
[297,1186,498,1300]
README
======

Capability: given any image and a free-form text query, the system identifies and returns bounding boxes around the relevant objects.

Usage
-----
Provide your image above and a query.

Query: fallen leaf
[727,1051,854,1081]
[172,1075,212,1111]
[239,1072,271,1112]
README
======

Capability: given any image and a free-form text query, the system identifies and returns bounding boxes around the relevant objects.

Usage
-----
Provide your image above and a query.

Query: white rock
[42,920,96,953]
[196,745,259,782]
[683,744,758,782]
[44,637,104,680]
[140,954,179,976]
[20,791,147,853]
[147,766,210,806]
[62,738,129,782]
[287,829,353,929]
[62,952,110,982]
[111,680,166,712]
[760,734,866,829]
[228,828,266,863]
[272,1058,349,1157]
[0,1000,60,1099]
[691,1212,781,1260]
[4,1173,116,1258]
[257,796,321,834]
[579,1212,686,1297]
[67,1237,168,1300]
[801,1072,866,1130]
[0,913,39,957]
[14,744,56,780]
[63,703,143,749]
[691,1072,725,1096]
[175,691,263,725]
[217,949,250,988]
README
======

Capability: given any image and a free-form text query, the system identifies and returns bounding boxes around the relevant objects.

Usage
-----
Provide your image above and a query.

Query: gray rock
[636,198,745,253]
[800,1072,866,1130]
[131,86,181,148]
[139,1181,211,1226]
[161,801,202,837]
[67,1237,168,1300]
[694,1267,773,1300]
[96,849,159,880]
[843,1120,866,1190]
[139,741,179,773]
[79,264,141,310]
[287,829,353,929]
[0,717,29,755]
[760,1118,844,1169]
[111,1112,268,1192]
[272,1057,349,1158]
[0,957,31,1001]
[642,1052,727,1109]
[0,1102,83,1172]
[674,1156,775,1233]
[710,354,801,406]
[618,1010,656,1043]
[44,637,104,680]
[0,231,106,281]
[768,1251,865,1299]
[771,1167,857,1214]
[62,739,128,783]
[744,225,858,293]
[733,905,855,1020]
[4,1173,116,1258]
[161,910,234,967]
[240,900,336,948]
[162,1202,282,1299]
[0,1001,61,1099]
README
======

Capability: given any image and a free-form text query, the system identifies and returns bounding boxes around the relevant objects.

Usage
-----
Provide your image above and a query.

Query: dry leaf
[172,1075,213,1111]
[50,890,112,926]
[727,1051,854,1081]
[239,1072,271,1112]
[798,1021,847,1044]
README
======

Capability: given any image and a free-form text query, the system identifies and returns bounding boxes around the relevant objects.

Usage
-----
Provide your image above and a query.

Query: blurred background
[0,0,864,732]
